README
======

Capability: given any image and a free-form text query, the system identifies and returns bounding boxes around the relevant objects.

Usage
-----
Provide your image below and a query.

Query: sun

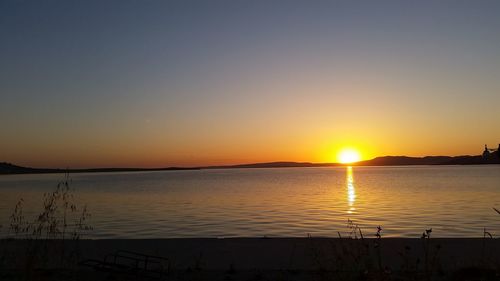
[337,148,361,164]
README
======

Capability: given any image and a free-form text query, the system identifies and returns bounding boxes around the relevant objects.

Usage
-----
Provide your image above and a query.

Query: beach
[2,238,499,280]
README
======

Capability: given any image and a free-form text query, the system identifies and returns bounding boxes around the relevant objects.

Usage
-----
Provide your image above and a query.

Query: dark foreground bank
[1,238,499,280]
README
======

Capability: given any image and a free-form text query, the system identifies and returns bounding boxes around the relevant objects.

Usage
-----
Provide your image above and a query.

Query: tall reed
[3,174,92,278]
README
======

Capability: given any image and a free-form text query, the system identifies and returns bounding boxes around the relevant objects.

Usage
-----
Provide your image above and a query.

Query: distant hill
[357,155,499,166]
[1,154,499,175]
[0,162,198,175]
[215,155,499,168]
[204,161,339,169]
[0,162,59,174]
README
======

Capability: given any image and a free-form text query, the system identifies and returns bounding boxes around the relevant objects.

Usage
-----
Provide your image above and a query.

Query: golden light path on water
[346,166,356,214]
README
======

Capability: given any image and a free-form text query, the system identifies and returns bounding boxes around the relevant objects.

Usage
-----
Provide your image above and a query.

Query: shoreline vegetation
[2,154,500,175]
[1,238,500,281]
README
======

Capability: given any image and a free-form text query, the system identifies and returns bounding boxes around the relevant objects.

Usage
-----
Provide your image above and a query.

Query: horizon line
[1,153,492,171]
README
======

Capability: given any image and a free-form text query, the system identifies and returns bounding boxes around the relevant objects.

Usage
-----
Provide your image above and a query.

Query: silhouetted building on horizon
[482,144,500,160]
[483,144,490,159]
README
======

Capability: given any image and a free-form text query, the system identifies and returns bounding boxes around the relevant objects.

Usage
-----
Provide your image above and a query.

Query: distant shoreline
[2,154,500,175]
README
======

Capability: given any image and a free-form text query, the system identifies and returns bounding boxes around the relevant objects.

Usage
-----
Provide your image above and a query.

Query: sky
[1,0,500,168]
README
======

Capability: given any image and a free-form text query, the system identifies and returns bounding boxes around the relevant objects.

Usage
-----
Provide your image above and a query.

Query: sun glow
[338,148,361,164]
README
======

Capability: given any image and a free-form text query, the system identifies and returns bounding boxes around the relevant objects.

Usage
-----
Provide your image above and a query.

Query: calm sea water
[0,166,499,238]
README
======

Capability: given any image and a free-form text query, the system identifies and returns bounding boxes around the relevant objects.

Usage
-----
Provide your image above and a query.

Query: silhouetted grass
[1,174,92,280]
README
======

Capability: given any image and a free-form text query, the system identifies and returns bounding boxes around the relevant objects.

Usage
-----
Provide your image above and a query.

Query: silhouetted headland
[2,150,499,175]
[0,162,200,175]
[357,155,500,166]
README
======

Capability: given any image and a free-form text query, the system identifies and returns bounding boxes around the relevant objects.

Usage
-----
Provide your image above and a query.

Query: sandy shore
[1,238,499,280]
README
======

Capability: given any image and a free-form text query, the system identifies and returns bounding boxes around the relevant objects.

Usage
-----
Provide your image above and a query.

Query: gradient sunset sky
[1,1,500,168]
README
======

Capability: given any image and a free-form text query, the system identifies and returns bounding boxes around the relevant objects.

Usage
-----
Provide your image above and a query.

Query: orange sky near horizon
[3,69,500,168]
[4,128,499,168]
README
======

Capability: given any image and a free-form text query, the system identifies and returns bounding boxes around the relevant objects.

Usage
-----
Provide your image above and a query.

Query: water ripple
[1,166,499,238]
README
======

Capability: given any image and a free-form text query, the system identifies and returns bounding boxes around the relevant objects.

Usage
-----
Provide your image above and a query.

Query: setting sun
[338,149,361,164]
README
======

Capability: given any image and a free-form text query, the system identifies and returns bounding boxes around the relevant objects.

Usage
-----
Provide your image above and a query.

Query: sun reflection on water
[346,166,356,214]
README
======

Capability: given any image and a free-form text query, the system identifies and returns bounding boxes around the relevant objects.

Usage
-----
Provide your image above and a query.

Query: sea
[0,165,499,238]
